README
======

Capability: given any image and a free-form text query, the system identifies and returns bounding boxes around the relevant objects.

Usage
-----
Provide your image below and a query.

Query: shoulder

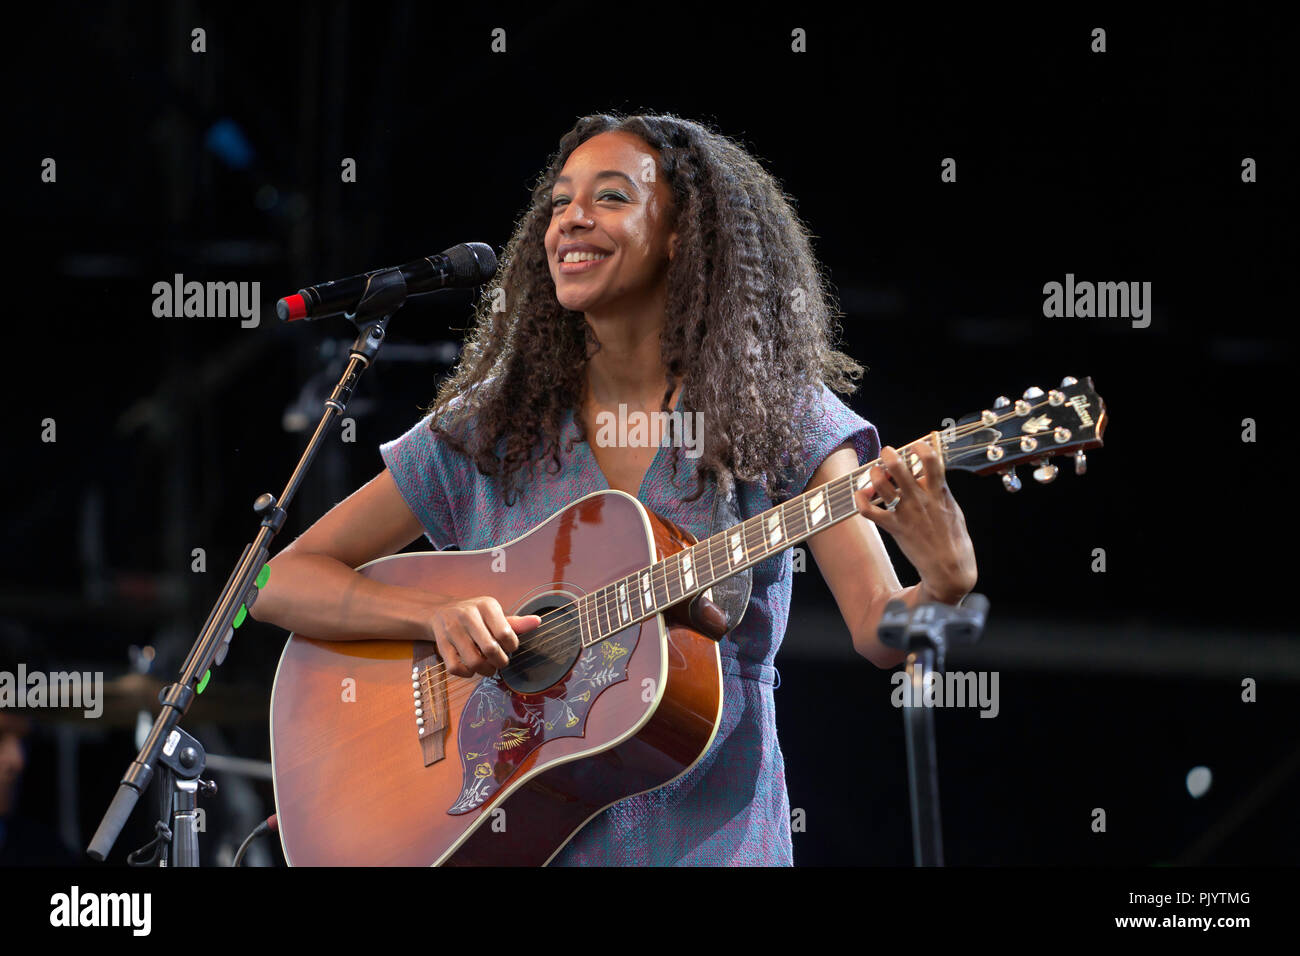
[779,382,881,498]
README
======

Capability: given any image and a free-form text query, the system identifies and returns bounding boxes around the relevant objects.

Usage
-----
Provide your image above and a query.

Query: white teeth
[562,251,610,263]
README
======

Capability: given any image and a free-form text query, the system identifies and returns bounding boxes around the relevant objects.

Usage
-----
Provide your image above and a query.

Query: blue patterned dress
[379,383,879,865]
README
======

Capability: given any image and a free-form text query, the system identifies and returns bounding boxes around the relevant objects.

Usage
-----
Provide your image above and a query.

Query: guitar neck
[574,375,1107,646]
[576,437,931,647]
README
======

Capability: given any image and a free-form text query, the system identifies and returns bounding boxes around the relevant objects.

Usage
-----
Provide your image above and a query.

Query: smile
[558,253,611,274]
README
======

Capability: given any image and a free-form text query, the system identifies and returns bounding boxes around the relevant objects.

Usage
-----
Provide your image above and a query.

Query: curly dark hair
[426,111,864,505]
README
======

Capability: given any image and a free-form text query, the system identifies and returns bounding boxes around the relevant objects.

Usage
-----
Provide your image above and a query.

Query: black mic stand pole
[87,270,409,864]
[877,593,989,866]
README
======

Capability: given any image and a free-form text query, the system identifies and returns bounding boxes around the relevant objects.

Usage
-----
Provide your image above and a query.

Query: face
[544,130,678,316]
[0,713,28,817]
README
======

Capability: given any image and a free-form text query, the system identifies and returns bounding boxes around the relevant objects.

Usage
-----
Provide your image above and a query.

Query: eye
[598,191,628,201]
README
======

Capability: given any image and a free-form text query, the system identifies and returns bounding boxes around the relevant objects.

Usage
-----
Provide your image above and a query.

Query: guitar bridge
[413,642,448,767]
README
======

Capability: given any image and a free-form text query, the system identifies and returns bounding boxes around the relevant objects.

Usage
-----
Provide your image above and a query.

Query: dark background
[2,4,1296,866]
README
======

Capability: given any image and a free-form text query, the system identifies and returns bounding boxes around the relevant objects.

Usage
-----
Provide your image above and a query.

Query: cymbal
[23,673,268,728]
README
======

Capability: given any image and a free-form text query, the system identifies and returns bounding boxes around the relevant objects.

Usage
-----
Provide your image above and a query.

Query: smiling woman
[251,112,977,866]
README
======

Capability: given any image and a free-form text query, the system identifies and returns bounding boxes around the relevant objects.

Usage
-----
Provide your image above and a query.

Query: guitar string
[411,397,1081,698]
[411,398,1084,711]
[413,401,1080,706]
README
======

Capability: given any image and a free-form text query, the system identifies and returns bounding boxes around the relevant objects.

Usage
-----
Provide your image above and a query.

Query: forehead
[559,130,658,177]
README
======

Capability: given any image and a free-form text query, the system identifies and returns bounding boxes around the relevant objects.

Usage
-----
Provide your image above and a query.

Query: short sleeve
[379,413,461,550]
[779,383,881,499]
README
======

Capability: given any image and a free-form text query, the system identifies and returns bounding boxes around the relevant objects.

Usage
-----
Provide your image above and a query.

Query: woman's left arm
[804,438,978,669]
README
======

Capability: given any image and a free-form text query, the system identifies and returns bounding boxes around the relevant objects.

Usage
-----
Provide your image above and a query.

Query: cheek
[617,213,656,258]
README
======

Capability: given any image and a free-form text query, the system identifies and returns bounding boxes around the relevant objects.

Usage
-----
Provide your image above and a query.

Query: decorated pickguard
[448,633,637,814]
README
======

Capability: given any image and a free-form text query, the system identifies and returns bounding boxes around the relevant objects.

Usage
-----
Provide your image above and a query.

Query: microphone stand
[87,269,409,865]
[877,593,989,866]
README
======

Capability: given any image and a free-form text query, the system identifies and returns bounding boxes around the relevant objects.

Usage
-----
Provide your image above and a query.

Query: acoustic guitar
[269,376,1106,865]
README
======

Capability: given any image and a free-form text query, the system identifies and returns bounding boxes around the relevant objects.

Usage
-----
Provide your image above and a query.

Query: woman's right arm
[249,468,538,678]
[248,468,440,643]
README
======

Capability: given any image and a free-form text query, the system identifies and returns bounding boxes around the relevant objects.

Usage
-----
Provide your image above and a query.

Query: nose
[557,199,593,232]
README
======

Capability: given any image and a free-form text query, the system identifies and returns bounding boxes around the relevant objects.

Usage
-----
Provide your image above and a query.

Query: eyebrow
[552,170,640,191]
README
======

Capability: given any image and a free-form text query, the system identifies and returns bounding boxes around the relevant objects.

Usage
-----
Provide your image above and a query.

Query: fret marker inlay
[617,582,630,623]
[767,513,783,547]
[808,489,827,526]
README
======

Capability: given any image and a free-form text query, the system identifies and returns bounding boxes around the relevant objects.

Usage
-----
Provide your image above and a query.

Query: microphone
[276,242,497,322]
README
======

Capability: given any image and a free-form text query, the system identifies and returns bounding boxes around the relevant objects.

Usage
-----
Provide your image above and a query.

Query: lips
[557,253,610,275]
[557,242,612,261]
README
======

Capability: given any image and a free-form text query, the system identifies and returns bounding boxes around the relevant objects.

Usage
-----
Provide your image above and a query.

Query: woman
[250,112,978,865]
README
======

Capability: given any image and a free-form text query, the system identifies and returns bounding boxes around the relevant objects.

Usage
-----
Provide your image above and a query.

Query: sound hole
[499,593,583,695]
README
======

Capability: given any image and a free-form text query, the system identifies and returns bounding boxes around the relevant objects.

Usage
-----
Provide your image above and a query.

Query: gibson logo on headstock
[1067,395,1093,428]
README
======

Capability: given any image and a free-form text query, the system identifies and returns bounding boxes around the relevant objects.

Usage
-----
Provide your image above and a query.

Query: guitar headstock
[940,376,1106,491]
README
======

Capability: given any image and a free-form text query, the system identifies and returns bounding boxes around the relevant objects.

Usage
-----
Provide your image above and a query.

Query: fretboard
[576,443,925,646]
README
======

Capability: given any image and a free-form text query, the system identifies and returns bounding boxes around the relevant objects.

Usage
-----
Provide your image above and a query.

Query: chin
[555,288,600,314]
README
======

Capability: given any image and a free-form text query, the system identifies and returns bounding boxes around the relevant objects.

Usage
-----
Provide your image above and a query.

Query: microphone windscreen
[444,242,498,286]
[277,295,307,322]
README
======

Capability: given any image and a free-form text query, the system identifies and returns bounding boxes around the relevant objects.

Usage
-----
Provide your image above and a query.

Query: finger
[508,614,543,635]
[868,461,901,508]
[921,431,947,482]
[479,600,522,656]
[881,445,923,498]
[448,619,492,676]
[463,613,509,671]
[434,632,470,679]
[854,486,898,529]
[907,434,947,491]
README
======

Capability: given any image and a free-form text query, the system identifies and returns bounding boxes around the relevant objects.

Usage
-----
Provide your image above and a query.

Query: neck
[576,445,927,646]
[582,285,673,408]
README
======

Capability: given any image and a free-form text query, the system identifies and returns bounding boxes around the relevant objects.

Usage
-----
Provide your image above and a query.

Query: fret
[654,566,670,610]
[743,515,762,565]
[627,573,642,621]
[616,578,632,627]
[830,474,856,519]
[701,531,720,590]
[765,511,783,552]
[604,583,620,633]
[680,548,695,593]
[597,586,611,639]
[640,570,655,613]
[804,485,829,533]
[671,553,685,603]
[580,593,594,646]
[783,496,808,541]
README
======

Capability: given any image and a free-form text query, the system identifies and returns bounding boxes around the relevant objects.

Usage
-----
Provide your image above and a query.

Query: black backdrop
[3,4,1296,868]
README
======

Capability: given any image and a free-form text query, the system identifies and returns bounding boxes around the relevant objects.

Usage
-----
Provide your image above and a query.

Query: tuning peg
[1001,468,1022,493]
[1032,458,1059,484]
[1060,375,1078,387]
[1022,386,1044,400]
[1074,449,1087,475]
[993,395,1010,409]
